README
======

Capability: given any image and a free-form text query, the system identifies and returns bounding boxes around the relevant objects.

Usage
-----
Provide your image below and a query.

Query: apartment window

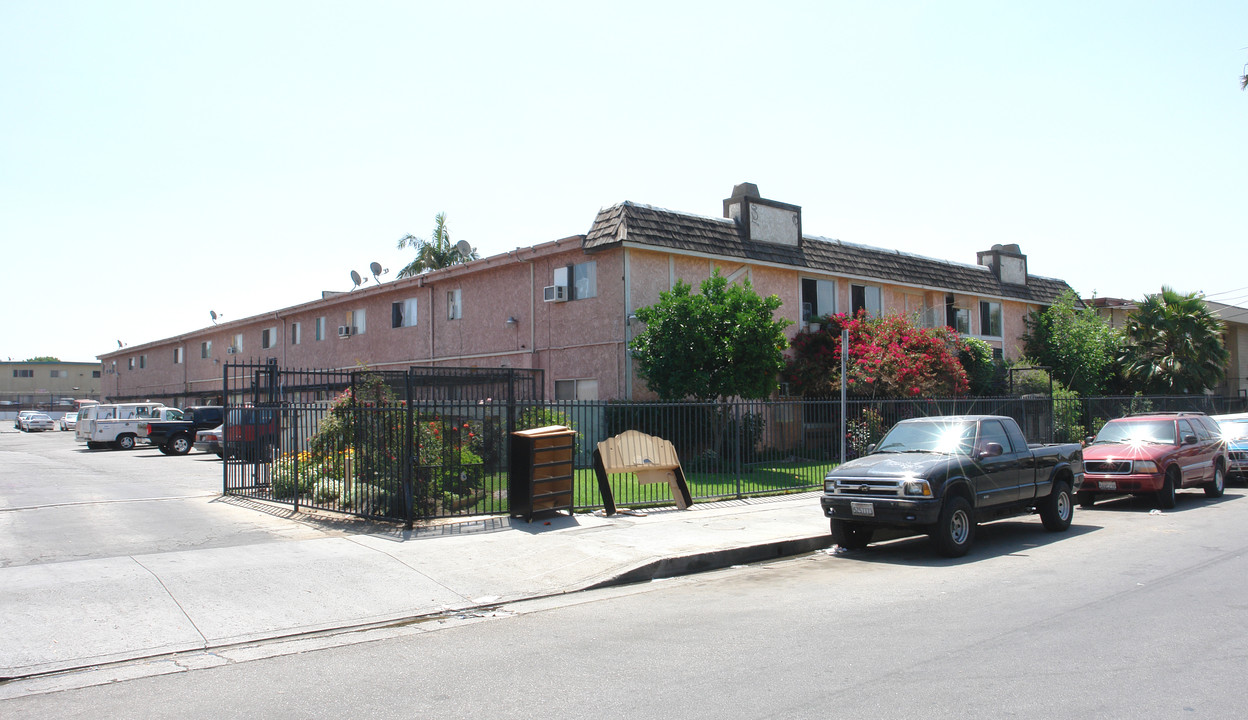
[851,284,882,318]
[555,378,599,401]
[13,369,34,378]
[800,278,837,321]
[392,298,418,328]
[315,317,326,341]
[979,301,1003,337]
[261,327,277,349]
[201,340,212,358]
[572,261,597,300]
[139,355,147,369]
[128,358,135,370]
[173,347,184,364]
[343,309,366,335]
[92,370,101,378]
[50,369,68,378]
[291,322,301,345]
[447,289,462,320]
[952,308,971,334]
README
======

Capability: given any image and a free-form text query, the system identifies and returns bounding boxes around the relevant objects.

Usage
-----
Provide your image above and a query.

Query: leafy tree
[1119,286,1229,394]
[784,312,969,398]
[959,337,1006,396]
[25,356,60,362]
[629,271,791,401]
[395,212,479,278]
[1021,290,1124,395]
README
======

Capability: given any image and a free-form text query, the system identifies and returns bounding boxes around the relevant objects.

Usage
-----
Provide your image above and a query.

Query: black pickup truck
[820,415,1083,557]
[139,406,224,455]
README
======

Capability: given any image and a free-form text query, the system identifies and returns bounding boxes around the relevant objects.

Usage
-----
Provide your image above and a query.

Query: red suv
[1080,412,1228,509]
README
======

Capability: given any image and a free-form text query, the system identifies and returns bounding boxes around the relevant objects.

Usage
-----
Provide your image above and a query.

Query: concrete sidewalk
[1,493,831,681]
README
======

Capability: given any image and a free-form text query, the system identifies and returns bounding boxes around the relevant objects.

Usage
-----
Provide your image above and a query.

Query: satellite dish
[455,240,473,258]
[117,340,123,348]
[370,261,383,277]
[350,270,363,289]
[210,310,219,324]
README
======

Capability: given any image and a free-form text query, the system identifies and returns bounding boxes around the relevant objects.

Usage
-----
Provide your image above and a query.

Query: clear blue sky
[3,1,1246,362]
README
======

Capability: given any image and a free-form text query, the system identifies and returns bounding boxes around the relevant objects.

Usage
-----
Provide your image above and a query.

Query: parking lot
[0,428,341,568]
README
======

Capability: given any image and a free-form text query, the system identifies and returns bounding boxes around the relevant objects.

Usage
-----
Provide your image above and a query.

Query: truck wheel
[830,519,874,550]
[115,434,136,451]
[1038,480,1073,532]
[931,496,975,558]
[1205,463,1225,498]
[1156,468,1178,509]
[168,435,193,455]
[1077,490,1096,509]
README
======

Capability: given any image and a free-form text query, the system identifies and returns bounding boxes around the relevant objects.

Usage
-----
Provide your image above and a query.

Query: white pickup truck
[76,403,179,450]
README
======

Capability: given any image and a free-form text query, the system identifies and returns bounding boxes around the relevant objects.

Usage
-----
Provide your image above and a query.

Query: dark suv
[1080,412,1228,509]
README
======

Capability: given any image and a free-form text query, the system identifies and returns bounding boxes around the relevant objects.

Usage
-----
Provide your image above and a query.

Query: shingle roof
[584,201,1076,305]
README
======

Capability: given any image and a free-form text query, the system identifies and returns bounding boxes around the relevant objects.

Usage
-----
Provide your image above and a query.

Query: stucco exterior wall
[100,228,1060,404]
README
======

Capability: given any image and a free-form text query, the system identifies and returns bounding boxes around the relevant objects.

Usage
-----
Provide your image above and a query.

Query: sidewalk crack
[129,556,209,649]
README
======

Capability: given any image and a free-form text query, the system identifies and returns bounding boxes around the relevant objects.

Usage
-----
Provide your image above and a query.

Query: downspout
[624,248,632,399]
[510,249,536,357]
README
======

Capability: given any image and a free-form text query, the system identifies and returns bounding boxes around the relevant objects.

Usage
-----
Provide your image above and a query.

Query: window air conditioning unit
[337,325,355,337]
[543,285,569,302]
[225,346,239,355]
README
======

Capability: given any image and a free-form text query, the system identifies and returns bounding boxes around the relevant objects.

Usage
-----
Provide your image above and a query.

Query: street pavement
[1,428,834,682]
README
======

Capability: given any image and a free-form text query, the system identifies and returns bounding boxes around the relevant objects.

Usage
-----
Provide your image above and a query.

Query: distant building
[98,184,1080,404]
[1,360,102,406]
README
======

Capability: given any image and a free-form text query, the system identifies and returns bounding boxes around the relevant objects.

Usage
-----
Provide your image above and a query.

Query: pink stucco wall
[100,237,1045,404]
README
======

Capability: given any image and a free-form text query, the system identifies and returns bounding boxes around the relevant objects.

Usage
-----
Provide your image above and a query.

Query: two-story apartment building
[98,184,1079,404]
[1,360,102,406]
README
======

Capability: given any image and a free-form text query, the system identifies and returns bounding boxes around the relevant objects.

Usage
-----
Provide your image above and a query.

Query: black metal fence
[219,361,1248,524]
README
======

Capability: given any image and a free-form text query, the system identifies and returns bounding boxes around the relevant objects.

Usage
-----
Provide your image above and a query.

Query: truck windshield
[874,421,976,455]
[1093,420,1176,445]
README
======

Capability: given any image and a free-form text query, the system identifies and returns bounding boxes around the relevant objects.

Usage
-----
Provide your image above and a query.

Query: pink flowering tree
[784,312,970,398]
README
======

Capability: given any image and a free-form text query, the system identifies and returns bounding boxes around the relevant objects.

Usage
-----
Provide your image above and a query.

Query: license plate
[851,502,875,517]
[1098,481,1117,491]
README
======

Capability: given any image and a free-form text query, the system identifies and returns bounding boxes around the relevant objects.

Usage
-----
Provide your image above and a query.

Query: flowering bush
[785,312,970,398]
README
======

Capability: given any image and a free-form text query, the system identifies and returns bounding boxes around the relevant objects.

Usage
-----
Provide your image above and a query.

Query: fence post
[735,400,743,499]
[403,372,414,530]
[291,410,299,513]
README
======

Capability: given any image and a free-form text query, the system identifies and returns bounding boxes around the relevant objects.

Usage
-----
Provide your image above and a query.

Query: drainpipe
[623,248,633,399]
[510,249,536,356]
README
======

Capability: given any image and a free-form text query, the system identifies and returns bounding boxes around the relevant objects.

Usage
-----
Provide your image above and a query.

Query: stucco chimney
[977,243,1028,286]
[722,183,802,248]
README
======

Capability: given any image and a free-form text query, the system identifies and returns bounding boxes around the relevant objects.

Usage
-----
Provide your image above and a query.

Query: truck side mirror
[979,442,1004,458]
[866,443,876,454]
[1183,434,1198,445]
[1084,435,1095,445]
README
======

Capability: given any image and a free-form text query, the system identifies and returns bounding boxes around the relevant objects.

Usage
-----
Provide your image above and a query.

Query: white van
[76,402,175,450]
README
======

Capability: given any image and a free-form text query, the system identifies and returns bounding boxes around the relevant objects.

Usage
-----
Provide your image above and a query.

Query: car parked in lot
[15,410,39,430]
[21,413,56,432]
[1080,412,1228,509]
[1211,414,1248,480]
[139,405,224,455]
[59,412,79,431]
[194,424,224,457]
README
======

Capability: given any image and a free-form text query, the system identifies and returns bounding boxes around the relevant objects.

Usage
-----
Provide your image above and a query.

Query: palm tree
[1119,286,1229,394]
[395,213,478,277]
